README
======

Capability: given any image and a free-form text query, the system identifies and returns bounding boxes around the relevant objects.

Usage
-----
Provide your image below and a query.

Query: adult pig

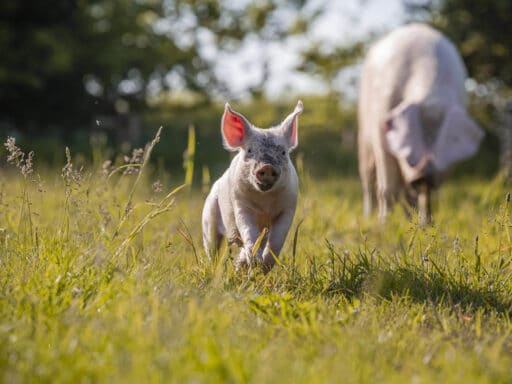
[358,23,484,224]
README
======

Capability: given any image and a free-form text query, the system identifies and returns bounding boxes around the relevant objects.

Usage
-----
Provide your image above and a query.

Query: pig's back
[362,23,466,111]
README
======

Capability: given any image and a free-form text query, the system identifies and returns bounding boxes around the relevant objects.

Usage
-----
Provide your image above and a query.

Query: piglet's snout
[255,164,280,188]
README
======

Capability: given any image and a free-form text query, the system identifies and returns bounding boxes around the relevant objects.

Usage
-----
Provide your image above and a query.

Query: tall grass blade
[113,126,162,238]
[184,124,196,188]
[291,219,304,281]
[251,227,268,258]
[178,217,199,265]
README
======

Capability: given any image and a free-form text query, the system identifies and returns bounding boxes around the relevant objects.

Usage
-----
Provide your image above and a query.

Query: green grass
[0,137,511,383]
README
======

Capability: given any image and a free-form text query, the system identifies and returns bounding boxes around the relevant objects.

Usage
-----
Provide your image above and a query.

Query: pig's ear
[431,104,484,171]
[221,103,252,151]
[384,102,427,168]
[280,100,303,150]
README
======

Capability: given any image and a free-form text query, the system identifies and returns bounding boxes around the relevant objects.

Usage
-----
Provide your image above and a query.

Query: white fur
[358,23,483,222]
[202,101,302,272]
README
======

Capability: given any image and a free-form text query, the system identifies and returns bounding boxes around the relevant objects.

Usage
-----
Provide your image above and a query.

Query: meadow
[0,129,511,383]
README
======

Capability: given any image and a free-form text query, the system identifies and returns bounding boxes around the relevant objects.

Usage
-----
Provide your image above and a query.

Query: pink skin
[358,23,483,224]
[202,101,303,272]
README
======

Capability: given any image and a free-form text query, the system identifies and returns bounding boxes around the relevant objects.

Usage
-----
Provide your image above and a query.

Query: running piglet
[202,101,303,273]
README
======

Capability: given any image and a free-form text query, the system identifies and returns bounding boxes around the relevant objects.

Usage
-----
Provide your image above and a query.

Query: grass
[0,133,511,383]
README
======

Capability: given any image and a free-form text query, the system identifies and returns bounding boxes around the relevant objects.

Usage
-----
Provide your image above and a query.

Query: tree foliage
[7,0,511,138]
[0,0,308,134]
[406,0,512,96]
[0,0,189,131]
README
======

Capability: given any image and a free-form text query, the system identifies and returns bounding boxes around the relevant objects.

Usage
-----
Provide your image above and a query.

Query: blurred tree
[0,0,194,134]
[0,0,310,135]
[297,42,364,97]
[405,0,512,99]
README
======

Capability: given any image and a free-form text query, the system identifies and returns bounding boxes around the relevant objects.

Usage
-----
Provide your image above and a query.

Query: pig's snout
[255,164,280,191]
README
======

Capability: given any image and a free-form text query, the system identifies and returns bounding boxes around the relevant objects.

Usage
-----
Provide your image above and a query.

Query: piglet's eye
[247,148,253,154]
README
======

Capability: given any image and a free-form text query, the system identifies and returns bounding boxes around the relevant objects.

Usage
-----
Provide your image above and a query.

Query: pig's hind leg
[202,192,225,261]
[358,136,377,218]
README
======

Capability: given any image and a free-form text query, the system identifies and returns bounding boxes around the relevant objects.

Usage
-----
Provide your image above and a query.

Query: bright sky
[213,0,407,101]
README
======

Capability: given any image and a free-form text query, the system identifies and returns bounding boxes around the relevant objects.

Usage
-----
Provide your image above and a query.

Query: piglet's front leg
[262,209,295,273]
[234,204,264,268]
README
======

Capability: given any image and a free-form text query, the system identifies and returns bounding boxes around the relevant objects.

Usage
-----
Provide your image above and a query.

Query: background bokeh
[0,0,510,182]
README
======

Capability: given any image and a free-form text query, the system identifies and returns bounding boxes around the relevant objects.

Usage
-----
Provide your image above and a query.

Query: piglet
[202,101,303,272]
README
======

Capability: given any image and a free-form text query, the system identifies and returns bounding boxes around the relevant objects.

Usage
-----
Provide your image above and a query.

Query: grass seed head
[62,147,83,186]
[102,160,113,177]
[123,148,144,175]
[4,137,34,178]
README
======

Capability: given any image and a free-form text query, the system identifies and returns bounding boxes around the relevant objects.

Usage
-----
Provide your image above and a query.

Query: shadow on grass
[322,248,512,315]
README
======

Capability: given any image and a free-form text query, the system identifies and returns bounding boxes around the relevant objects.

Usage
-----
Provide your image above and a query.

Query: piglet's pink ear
[281,100,303,150]
[221,103,251,151]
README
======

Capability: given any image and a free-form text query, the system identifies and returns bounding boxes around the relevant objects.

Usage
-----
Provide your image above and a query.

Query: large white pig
[358,23,484,224]
[202,101,303,272]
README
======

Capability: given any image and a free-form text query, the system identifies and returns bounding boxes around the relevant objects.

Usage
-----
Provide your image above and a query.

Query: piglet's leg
[234,205,262,268]
[262,209,295,273]
[202,190,222,260]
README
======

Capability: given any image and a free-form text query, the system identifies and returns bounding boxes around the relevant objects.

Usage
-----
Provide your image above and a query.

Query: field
[1,133,512,383]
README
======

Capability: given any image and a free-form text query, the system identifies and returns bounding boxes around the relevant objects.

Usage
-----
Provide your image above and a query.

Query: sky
[211,0,407,101]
